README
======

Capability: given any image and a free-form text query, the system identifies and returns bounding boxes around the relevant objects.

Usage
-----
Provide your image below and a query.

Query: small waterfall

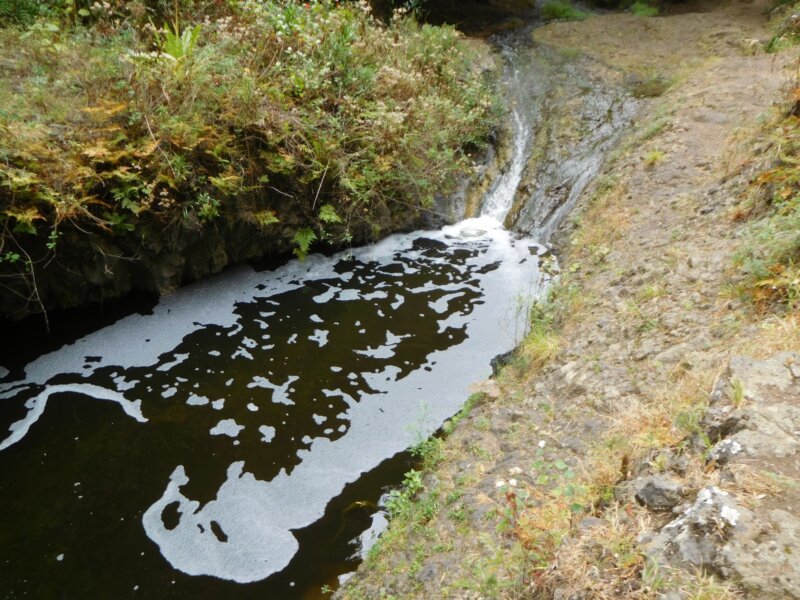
[468,34,636,242]
[478,106,529,223]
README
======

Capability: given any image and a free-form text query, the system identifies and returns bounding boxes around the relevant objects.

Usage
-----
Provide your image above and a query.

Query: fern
[293,227,317,260]
[0,0,39,24]
[254,210,279,229]
[318,204,342,224]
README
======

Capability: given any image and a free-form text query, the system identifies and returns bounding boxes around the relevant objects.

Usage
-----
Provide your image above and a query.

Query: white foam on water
[0,383,147,451]
[140,224,547,583]
[210,419,244,438]
[258,426,276,444]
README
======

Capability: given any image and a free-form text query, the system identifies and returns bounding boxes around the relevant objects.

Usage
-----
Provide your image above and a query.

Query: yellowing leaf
[4,206,44,234]
[134,140,160,158]
[82,142,111,159]
[3,168,39,191]
[82,102,128,118]
[254,209,279,228]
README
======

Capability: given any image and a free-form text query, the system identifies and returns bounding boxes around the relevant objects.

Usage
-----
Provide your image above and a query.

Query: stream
[0,30,633,600]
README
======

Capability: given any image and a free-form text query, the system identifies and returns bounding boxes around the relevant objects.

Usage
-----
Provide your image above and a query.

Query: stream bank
[0,3,501,320]
[337,1,800,598]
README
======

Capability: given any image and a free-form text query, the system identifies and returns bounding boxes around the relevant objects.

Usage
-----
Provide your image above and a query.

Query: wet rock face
[0,195,423,319]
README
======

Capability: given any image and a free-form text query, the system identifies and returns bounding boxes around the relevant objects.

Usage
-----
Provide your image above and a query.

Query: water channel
[0,31,634,599]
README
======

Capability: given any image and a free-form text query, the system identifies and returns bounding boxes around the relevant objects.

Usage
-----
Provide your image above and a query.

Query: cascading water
[0,30,634,600]
[477,108,528,222]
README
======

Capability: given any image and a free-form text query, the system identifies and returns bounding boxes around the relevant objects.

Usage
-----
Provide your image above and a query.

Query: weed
[644,149,666,167]
[632,74,671,98]
[729,378,746,408]
[631,1,659,17]
[733,112,800,308]
[155,20,201,62]
[541,0,589,22]
[641,115,671,140]
[194,192,220,223]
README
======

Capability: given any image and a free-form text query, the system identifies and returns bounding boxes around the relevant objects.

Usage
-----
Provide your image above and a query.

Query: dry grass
[571,177,631,264]
[737,311,800,357]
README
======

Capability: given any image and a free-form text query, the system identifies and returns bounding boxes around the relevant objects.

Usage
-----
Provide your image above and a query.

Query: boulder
[632,475,684,511]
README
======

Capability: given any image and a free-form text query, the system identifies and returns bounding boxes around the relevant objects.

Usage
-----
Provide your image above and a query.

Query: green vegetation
[0,0,499,312]
[643,148,665,167]
[734,112,800,307]
[732,1,800,308]
[541,0,588,22]
[630,0,659,17]
[767,0,800,52]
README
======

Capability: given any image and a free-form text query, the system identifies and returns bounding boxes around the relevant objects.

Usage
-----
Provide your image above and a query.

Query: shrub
[0,0,501,297]
[541,0,589,22]
[0,0,39,24]
[734,114,800,307]
[630,1,659,17]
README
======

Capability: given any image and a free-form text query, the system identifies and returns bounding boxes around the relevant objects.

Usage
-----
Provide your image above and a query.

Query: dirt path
[339,2,800,598]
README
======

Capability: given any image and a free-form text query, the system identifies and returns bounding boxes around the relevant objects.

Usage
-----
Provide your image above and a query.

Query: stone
[633,475,684,511]
[417,563,440,583]
[490,349,515,376]
[654,343,692,366]
[577,516,605,533]
[633,338,661,361]
[644,486,751,569]
[713,353,800,406]
[707,438,743,465]
[701,405,743,442]
[718,509,800,599]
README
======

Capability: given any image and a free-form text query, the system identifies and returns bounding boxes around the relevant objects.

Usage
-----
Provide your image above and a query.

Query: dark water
[0,224,546,599]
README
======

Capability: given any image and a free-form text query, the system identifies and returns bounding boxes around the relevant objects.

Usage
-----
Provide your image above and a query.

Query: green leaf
[318,204,342,224]
[209,174,243,195]
[5,207,43,235]
[293,227,317,260]
[254,210,279,228]
[0,252,22,264]
[554,459,568,471]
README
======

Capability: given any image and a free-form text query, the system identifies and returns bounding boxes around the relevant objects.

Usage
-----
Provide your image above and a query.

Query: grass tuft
[630,1,659,17]
[541,0,589,22]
